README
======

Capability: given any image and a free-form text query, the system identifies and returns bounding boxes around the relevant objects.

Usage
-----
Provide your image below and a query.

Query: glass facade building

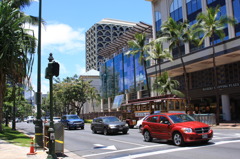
[100,52,147,98]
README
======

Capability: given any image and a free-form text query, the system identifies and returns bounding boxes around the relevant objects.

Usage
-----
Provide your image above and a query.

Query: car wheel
[143,130,152,142]
[92,127,97,134]
[81,126,84,130]
[103,128,108,135]
[173,132,184,146]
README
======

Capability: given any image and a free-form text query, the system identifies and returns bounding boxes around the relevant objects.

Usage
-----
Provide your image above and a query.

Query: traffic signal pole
[46,53,59,159]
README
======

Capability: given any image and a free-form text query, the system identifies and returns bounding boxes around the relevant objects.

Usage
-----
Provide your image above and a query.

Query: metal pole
[47,54,57,159]
[35,0,43,148]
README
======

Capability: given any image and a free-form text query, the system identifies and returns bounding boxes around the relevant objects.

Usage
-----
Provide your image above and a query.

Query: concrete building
[145,0,240,121]
[85,18,136,71]
[80,69,101,113]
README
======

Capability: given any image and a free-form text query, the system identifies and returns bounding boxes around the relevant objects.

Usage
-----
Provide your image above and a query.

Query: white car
[135,115,149,133]
[27,116,34,123]
[53,117,61,123]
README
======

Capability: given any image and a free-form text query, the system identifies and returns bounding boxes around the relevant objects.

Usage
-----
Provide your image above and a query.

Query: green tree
[159,17,198,108]
[194,5,236,124]
[153,71,184,97]
[126,33,150,97]
[0,1,36,132]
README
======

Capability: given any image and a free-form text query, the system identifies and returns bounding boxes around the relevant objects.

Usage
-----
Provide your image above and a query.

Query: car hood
[174,121,209,128]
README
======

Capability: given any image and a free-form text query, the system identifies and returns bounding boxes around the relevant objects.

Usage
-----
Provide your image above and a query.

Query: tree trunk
[12,84,16,130]
[0,72,5,132]
[143,60,151,97]
[211,36,220,125]
[155,59,158,96]
[178,45,190,109]
[92,99,95,113]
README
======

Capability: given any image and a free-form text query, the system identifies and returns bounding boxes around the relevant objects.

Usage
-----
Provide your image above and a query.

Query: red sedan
[142,113,213,146]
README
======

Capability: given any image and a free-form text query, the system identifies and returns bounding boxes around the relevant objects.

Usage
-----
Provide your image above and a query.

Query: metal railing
[192,114,216,126]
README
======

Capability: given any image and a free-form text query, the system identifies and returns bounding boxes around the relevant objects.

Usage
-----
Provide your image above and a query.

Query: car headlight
[125,124,128,127]
[181,128,192,133]
[109,125,116,128]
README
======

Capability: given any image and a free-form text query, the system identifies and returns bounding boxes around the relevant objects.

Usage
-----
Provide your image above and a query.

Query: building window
[97,25,103,30]
[170,0,183,22]
[155,11,162,34]
[233,0,240,36]
[186,0,203,52]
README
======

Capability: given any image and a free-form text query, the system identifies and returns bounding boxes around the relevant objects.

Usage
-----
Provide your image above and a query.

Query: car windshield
[67,116,79,119]
[103,117,121,123]
[169,114,195,123]
[53,117,60,120]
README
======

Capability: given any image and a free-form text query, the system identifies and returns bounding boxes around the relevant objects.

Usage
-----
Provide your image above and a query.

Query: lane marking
[93,144,117,150]
[113,140,240,159]
[82,144,165,158]
[109,139,146,147]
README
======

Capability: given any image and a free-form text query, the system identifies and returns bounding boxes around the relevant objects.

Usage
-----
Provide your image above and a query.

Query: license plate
[202,134,208,139]
[119,127,123,130]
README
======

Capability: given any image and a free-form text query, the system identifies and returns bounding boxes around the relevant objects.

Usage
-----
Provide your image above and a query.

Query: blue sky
[24,0,152,94]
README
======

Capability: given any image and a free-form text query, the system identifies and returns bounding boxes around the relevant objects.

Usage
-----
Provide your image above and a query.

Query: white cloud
[75,64,86,75]
[58,62,68,75]
[29,23,85,55]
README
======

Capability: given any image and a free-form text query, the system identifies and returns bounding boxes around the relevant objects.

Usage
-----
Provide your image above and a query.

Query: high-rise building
[85,18,136,71]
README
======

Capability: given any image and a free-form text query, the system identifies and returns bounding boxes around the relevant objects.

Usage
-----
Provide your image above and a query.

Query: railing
[192,114,216,126]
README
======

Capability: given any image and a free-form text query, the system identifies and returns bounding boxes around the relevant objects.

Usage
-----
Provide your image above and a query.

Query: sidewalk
[0,126,84,159]
[212,122,240,129]
[0,139,84,159]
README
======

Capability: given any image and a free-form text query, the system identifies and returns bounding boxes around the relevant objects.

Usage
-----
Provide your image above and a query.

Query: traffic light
[45,61,60,79]
[52,61,60,77]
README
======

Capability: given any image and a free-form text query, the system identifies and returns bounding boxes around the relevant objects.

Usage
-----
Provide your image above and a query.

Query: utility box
[44,122,64,153]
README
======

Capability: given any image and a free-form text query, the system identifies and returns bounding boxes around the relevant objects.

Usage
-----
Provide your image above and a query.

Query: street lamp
[45,53,59,159]
[35,0,43,148]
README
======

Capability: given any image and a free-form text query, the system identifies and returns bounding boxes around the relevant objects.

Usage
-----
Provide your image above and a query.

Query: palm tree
[88,87,100,113]
[159,17,198,109]
[126,33,150,97]
[146,41,173,95]
[146,41,173,76]
[194,5,236,125]
[4,0,41,26]
[153,71,184,97]
[0,1,36,132]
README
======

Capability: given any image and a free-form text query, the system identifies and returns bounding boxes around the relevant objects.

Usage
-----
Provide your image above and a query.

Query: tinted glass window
[103,117,120,123]
[149,116,158,123]
[159,116,169,124]
[169,114,195,123]
[67,115,79,119]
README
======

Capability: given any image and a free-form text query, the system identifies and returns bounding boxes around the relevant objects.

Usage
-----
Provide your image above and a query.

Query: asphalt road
[16,122,240,159]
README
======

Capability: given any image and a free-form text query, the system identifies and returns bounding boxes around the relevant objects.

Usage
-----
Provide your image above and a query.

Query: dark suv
[91,116,129,135]
[142,113,213,146]
[61,115,84,130]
